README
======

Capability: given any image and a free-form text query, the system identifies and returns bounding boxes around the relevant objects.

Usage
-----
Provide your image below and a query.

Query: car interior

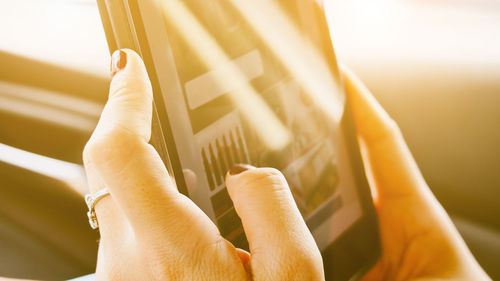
[0,0,499,280]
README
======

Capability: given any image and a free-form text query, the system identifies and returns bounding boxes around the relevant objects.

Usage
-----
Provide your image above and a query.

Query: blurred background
[0,0,499,279]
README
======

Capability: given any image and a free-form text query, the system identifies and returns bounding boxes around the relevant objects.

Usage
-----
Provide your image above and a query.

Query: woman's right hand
[82,49,324,281]
[343,68,491,281]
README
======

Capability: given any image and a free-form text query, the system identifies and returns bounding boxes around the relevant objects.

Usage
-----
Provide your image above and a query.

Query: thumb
[225,165,323,280]
[341,66,426,201]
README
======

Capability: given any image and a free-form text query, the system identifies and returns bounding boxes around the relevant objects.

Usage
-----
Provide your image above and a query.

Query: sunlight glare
[157,0,291,151]
[229,0,344,122]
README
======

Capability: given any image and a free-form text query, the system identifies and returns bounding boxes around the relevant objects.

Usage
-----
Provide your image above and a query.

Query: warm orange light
[156,0,291,151]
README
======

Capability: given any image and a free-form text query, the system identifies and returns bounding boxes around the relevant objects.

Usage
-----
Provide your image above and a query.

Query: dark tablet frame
[96,0,380,279]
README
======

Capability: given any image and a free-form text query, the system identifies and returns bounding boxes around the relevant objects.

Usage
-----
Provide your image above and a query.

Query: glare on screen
[157,0,291,151]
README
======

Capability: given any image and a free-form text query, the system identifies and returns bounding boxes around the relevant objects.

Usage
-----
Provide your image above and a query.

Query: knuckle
[385,117,401,135]
[82,138,106,168]
[83,128,144,169]
[382,118,403,141]
[82,141,95,167]
[368,116,403,145]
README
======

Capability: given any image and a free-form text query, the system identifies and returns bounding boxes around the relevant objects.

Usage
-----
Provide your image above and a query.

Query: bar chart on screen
[195,111,250,192]
[195,111,251,250]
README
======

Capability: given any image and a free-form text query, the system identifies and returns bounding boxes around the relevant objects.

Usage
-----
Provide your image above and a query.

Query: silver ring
[85,188,110,229]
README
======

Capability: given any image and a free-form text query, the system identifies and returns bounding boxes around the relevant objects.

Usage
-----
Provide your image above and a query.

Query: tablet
[97,0,380,279]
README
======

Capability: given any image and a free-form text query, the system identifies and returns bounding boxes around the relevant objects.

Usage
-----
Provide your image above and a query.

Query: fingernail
[110,49,127,77]
[229,164,255,175]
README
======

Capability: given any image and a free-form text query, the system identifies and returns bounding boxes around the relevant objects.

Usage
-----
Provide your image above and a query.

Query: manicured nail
[229,164,255,175]
[110,49,127,77]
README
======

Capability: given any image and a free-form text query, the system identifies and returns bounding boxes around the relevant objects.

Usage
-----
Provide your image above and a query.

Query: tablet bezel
[96,0,381,279]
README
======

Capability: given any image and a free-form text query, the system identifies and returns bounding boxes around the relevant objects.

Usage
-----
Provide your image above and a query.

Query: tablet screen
[153,0,362,250]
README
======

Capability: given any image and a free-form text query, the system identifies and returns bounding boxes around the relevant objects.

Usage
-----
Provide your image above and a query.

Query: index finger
[84,49,220,247]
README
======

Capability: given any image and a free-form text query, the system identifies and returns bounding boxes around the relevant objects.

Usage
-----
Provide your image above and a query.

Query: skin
[342,67,490,281]
[0,50,490,281]
[82,49,323,281]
